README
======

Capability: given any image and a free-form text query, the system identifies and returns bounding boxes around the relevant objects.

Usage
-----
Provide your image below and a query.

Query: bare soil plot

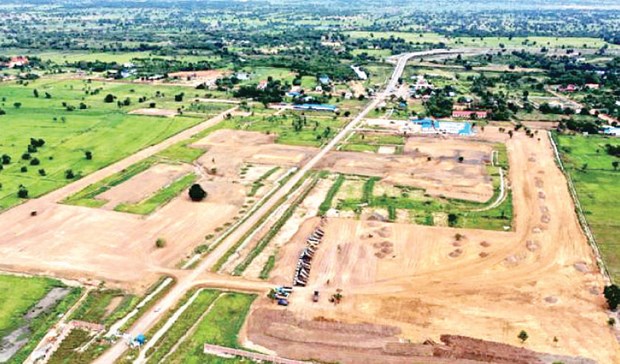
[167,70,229,86]
[250,128,620,363]
[192,130,316,179]
[98,163,193,209]
[0,130,317,293]
[318,134,497,203]
[129,108,178,117]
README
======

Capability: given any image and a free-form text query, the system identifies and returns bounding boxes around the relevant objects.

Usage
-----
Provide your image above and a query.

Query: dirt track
[250,127,620,363]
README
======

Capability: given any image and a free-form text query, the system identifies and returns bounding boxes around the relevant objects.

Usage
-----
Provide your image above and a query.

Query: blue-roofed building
[293,104,338,112]
[287,91,301,97]
[602,126,620,136]
[319,75,330,85]
[410,118,474,136]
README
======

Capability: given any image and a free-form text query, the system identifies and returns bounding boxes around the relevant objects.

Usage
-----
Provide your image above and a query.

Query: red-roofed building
[557,84,578,92]
[257,80,268,90]
[7,56,29,68]
[452,110,488,119]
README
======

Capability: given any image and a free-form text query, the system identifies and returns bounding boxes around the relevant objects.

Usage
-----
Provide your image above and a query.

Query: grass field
[70,289,139,325]
[0,275,55,337]
[145,289,221,364]
[0,77,232,211]
[226,112,348,147]
[344,31,616,49]
[556,134,620,281]
[162,292,256,364]
[0,275,81,364]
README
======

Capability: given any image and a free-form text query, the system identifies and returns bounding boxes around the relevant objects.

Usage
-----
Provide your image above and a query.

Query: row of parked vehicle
[293,222,326,287]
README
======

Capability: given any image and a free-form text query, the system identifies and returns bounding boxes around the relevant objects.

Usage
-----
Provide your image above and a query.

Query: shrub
[17,185,28,198]
[188,184,207,201]
[155,238,166,248]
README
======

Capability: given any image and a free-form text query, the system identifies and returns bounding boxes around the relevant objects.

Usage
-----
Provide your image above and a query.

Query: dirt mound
[434,335,596,364]
[526,240,540,252]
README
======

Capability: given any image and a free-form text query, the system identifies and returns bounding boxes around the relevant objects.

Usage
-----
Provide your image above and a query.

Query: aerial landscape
[1,0,620,363]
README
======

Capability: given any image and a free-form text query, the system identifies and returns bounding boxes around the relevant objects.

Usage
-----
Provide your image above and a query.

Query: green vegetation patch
[145,290,221,364]
[70,289,138,326]
[556,134,620,281]
[162,292,256,363]
[0,274,81,364]
[0,79,229,211]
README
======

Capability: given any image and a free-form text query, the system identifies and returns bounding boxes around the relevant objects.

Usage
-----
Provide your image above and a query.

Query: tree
[65,169,75,179]
[17,185,28,199]
[85,151,93,160]
[604,284,620,310]
[104,94,115,103]
[1,154,10,165]
[188,183,207,201]
[518,330,529,343]
[613,161,619,171]
[30,158,40,166]
[174,93,184,102]
[448,213,458,227]
[33,89,39,98]
[155,238,166,248]
[13,102,22,109]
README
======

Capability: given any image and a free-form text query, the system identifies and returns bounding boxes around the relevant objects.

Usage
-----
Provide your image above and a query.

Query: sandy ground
[247,127,620,363]
[98,163,193,209]
[128,108,178,117]
[318,134,497,203]
[167,69,228,87]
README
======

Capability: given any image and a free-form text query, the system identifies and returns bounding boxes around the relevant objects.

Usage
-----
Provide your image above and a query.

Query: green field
[0,275,55,336]
[161,292,256,364]
[556,134,620,281]
[0,275,81,364]
[70,289,139,325]
[0,78,232,211]
[344,31,616,49]
[145,289,221,364]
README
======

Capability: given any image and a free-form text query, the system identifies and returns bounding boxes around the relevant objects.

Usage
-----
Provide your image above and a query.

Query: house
[584,83,600,90]
[318,75,330,85]
[293,104,338,113]
[8,56,29,68]
[410,75,434,92]
[453,103,471,111]
[602,126,620,136]
[315,85,323,92]
[257,80,268,90]
[557,84,578,92]
[235,72,250,81]
[452,110,488,119]
[344,92,353,100]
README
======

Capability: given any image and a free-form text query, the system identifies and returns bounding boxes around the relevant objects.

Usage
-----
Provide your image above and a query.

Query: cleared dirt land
[247,127,620,363]
[97,163,193,209]
[0,130,315,293]
[319,134,496,203]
